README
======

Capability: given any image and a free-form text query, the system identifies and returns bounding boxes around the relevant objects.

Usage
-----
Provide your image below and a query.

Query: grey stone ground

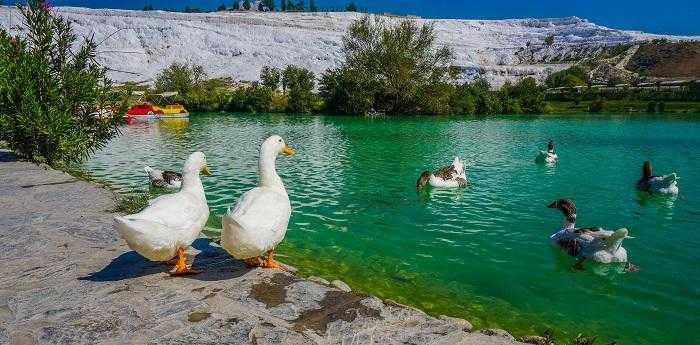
[0,152,529,345]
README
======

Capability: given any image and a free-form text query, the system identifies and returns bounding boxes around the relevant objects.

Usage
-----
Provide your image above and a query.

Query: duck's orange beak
[282,144,295,156]
[201,165,212,176]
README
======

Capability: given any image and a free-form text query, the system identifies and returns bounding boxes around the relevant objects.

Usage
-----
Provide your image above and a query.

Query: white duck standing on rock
[114,152,211,275]
[221,135,295,269]
[145,165,182,189]
[637,161,679,195]
[535,139,558,164]
[547,199,633,268]
[416,157,467,192]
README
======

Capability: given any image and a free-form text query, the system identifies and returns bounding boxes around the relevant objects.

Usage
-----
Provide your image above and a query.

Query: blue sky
[43,0,700,35]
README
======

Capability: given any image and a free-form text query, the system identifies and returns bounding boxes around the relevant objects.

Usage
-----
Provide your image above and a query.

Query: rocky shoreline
[0,151,534,344]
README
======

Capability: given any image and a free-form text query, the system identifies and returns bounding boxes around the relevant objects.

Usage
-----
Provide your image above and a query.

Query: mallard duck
[547,199,628,264]
[145,165,182,189]
[416,157,467,192]
[535,139,558,164]
[221,135,295,269]
[637,161,678,195]
[115,152,211,275]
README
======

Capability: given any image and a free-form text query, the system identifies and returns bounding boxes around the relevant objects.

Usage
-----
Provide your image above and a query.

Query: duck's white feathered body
[221,135,295,261]
[637,173,679,195]
[222,188,291,258]
[550,225,628,263]
[116,153,210,262]
[536,150,558,164]
[145,165,182,189]
[417,157,467,191]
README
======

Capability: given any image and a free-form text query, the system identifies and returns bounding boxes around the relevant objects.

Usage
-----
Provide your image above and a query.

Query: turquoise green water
[84,113,700,344]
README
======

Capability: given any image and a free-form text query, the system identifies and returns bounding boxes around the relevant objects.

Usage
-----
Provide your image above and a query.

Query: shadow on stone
[78,251,161,282]
[183,238,252,282]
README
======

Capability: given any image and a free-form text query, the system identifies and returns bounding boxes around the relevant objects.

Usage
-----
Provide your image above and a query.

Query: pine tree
[346,1,357,11]
[309,0,317,12]
[243,0,251,10]
[281,0,287,11]
[217,3,227,11]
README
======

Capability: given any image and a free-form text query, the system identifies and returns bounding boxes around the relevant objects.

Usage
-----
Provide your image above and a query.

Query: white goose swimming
[547,199,629,264]
[416,157,467,192]
[114,152,211,275]
[221,135,295,268]
[145,165,182,189]
[637,161,679,195]
[535,139,558,164]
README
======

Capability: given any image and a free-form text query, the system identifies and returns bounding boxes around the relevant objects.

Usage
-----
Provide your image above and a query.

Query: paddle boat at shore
[154,104,189,119]
[124,103,162,122]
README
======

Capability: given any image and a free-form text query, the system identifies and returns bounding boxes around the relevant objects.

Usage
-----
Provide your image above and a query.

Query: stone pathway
[0,152,528,345]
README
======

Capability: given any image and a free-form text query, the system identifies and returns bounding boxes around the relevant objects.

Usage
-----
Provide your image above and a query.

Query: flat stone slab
[0,156,527,345]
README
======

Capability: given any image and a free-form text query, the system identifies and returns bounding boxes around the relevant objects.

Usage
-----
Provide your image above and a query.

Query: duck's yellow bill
[201,165,212,176]
[282,145,296,156]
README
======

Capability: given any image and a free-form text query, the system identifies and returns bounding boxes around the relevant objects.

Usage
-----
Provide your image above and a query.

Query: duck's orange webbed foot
[169,247,200,276]
[244,257,263,267]
[262,250,281,269]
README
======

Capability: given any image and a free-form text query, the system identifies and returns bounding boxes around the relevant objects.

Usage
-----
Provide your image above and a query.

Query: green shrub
[283,65,315,113]
[0,1,119,165]
[320,16,454,115]
[589,98,605,112]
[260,66,281,90]
[154,62,205,96]
[546,65,590,88]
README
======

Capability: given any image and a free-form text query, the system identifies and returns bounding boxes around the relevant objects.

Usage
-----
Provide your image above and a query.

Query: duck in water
[145,165,182,189]
[636,161,679,195]
[547,199,637,271]
[416,157,468,192]
[535,139,558,164]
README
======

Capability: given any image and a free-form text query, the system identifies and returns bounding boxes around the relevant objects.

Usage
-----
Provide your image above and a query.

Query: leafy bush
[0,1,119,165]
[589,98,605,112]
[283,65,315,113]
[260,66,281,90]
[320,16,455,115]
[154,62,206,96]
[227,85,273,113]
[546,65,590,88]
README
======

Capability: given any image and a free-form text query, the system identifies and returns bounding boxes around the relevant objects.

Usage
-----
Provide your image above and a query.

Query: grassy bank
[548,100,700,114]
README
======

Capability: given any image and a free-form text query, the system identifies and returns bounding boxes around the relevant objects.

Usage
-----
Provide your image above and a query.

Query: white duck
[221,135,295,268]
[416,157,467,192]
[535,139,558,164]
[114,152,211,275]
[637,161,679,195]
[547,199,629,264]
[145,165,182,189]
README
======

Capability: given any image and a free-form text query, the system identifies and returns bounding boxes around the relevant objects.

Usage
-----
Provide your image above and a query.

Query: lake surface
[84,113,700,344]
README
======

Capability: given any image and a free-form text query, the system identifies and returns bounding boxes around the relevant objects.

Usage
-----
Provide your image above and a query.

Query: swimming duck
[115,152,211,275]
[547,199,628,264]
[637,161,678,195]
[145,165,182,189]
[221,135,295,269]
[416,157,467,192]
[535,139,558,164]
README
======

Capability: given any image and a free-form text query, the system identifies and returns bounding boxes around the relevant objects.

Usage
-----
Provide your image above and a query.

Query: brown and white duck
[636,161,678,195]
[416,157,468,192]
[145,165,182,189]
[547,198,629,263]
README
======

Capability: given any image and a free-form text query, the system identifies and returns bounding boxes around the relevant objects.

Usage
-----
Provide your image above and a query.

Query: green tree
[544,34,554,47]
[510,77,547,113]
[262,0,275,10]
[321,16,455,115]
[143,4,154,11]
[155,63,206,96]
[282,65,315,113]
[281,0,287,11]
[309,0,317,12]
[243,0,251,10]
[217,3,227,11]
[346,1,357,11]
[260,66,281,90]
[319,67,376,115]
[0,0,119,165]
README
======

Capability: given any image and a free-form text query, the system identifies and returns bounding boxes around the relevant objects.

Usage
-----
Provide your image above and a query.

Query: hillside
[1,6,697,85]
